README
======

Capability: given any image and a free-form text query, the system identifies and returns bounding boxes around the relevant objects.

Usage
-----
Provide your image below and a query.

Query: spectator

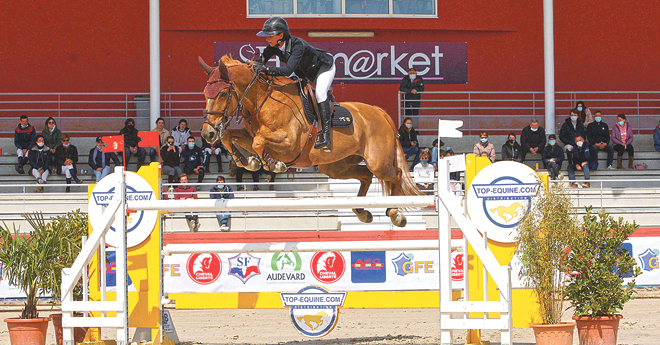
[473,131,496,162]
[89,136,120,183]
[55,134,82,192]
[611,114,634,169]
[210,175,234,232]
[501,132,521,162]
[119,118,146,171]
[576,100,594,126]
[161,135,183,183]
[542,134,564,180]
[28,135,52,192]
[235,167,260,191]
[413,151,435,191]
[181,136,207,185]
[42,117,62,171]
[520,119,546,163]
[202,137,227,173]
[567,134,597,188]
[14,114,36,174]
[559,109,587,165]
[430,138,445,168]
[443,149,462,194]
[264,170,278,191]
[398,117,420,169]
[150,117,170,163]
[654,119,660,152]
[586,111,615,170]
[173,174,200,232]
[172,119,191,152]
[399,68,425,119]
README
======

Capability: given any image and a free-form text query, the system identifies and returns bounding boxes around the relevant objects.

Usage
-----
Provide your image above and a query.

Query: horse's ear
[198,56,213,76]
[217,59,230,81]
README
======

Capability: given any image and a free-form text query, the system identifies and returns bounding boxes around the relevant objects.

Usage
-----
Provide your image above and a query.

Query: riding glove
[253,64,268,75]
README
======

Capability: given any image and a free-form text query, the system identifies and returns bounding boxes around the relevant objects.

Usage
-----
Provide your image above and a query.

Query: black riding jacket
[260,36,333,82]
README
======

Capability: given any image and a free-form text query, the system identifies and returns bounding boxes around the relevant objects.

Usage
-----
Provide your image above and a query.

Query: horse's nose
[208,131,216,140]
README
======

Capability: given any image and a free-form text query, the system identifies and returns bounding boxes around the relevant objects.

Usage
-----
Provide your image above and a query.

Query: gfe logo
[186,253,222,285]
[638,248,659,272]
[391,253,434,276]
[228,253,261,284]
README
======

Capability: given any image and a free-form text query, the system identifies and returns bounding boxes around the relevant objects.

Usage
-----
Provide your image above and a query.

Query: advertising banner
[214,41,467,84]
[624,237,660,286]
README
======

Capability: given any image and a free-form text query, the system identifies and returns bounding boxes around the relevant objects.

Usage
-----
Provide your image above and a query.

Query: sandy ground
[0,298,657,345]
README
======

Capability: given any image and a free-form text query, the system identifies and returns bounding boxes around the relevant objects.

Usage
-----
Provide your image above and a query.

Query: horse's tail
[391,141,424,197]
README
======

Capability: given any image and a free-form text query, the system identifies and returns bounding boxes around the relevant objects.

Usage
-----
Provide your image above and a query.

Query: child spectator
[28,135,52,192]
[413,151,434,191]
[14,115,36,174]
[181,137,207,185]
[161,135,183,183]
[150,117,170,163]
[542,134,564,180]
[42,117,62,171]
[473,131,496,162]
[612,114,634,169]
[119,118,146,171]
[210,175,234,231]
[501,132,521,162]
[172,119,191,152]
[173,174,200,232]
[89,137,120,183]
[55,134,83,192]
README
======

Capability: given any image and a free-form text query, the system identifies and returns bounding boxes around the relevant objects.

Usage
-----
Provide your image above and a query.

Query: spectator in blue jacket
[89,137,120,182]
[14,115,36,174]
[210,175,234,232]
[28,135,52,192]
[654,119,660,152]
[181,136,207,185]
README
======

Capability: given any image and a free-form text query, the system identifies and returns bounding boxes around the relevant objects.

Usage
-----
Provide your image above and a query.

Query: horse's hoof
[353,209,373,223]
[246,157,262,171]
[388,209,407,228]
[274,161,287,173]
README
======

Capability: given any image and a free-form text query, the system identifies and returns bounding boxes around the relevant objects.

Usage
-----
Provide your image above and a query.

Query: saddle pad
[331,103,353,128]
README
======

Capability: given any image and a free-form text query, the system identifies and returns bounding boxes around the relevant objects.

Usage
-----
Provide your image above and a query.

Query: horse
[199,55,422,227]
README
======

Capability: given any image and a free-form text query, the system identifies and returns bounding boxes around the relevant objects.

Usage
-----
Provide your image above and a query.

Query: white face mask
[530,127,538,132]
[409,74,416,81]
[405,123,412,129]
[576,141,584,147]
[36,142,44,148]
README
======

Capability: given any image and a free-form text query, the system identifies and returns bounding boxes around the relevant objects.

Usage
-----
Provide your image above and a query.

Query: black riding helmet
[256,17,289,37]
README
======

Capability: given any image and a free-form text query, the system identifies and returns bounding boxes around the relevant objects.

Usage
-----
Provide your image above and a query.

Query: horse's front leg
[252,134,288,173]
[221,128,255,168]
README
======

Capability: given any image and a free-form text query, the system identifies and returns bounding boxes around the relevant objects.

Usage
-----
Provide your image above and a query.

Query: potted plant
[564,207,642,345]
[0,211,86,345]
[516,182,578,345]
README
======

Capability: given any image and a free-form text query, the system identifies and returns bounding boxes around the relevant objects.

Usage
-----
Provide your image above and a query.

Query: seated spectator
[55,134,83,192]
[520,119,546,163]
[150,117,170,163]
[210,175,234,232]
[172,119,191,152]
[442,149,462,194]
[654,119,660,152]
[586,111,615,170]
[473,131,495,162]
[236,166,260,191]
[202,137,227,173]
[181,137,207,185]
[398,117,420,169]
[89,137,120,183]
[14,114,36,174]
[559,109,587,165]
[612,114,634,169]
[173,174,200,232]
[576,100,594,126]
[501,132,521,162]
[120,118,146,171]
[413,151,435,191]
[567,134,596,188]
[542,134,564,180]
[161,135,183,183]
[431,138,444,168]
[28,135,52,193]
[42,117,62,171]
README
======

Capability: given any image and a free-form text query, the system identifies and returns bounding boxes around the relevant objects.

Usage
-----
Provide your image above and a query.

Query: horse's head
[199,56,238,144]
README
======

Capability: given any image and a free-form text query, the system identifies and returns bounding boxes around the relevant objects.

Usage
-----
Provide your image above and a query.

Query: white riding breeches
[315,61,336,103]
[61,164,74,178]
[32,169,49,182]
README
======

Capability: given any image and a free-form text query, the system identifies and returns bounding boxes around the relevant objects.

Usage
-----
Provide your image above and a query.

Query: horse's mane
[220,55,247,67]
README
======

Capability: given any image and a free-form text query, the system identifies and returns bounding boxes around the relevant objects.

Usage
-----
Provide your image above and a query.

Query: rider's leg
[314,63,336,151]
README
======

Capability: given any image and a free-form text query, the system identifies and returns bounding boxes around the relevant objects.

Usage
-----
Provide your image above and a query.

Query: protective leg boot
[628,156,634,169]
[70,169,82,183]
[616,156,624,169]
[66,178,72,193]
[314,100,332,151]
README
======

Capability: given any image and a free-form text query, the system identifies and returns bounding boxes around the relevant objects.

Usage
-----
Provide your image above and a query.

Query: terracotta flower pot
[50,313,89,345]
[573,314,623,345]
[4,317,51,345]
[531,322,576,345]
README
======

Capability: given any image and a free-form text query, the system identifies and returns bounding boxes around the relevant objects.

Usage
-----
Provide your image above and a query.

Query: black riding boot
[65,178,72,193]
[314,100,332,151]
[70,168,83,184]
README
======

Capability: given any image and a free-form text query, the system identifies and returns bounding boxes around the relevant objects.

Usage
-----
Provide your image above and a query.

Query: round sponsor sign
[451,250,464,282]
[280,285,346,338]
[186,253,222,285]
[88,171,158,248]
[466,161,542,243]
[310,252,346,284]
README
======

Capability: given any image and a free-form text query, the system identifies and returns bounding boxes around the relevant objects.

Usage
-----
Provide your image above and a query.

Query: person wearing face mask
[399,68,425,120]
[28,135,52,192]
[575,100,594,125]
[567,134,597,188]
[611,114,634,169]
[210,175,234,232]
[55,134,82,192]
[89,136,120,183]
[41,117,62,161]
[173,174,200,232]
[14,114,36,174]
[542,134,564,180]
[413,151,435,191]
[150,117,170,163]
[161,135,183,183]
[119,118,146,171]
[181,136,208,185]
[473,132,496,163]
[398,117,421,170]
[502,133,522,162]
[172,119,191,153]
[559,109,587,166]
[586,110,615,170]
[520,119,546,163]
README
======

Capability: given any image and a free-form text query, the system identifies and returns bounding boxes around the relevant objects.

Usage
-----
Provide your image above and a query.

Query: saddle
[298,82,353,128]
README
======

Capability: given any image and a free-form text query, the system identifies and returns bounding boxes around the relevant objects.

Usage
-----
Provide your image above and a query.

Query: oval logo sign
[186,253,222,285]
[280,285,346,338]
[310,252,345,284]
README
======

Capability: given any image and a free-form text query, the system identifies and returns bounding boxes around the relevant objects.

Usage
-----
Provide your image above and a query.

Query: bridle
[202,76,239,138]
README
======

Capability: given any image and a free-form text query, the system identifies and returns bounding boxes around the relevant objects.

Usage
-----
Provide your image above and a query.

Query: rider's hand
[253,64,267,75]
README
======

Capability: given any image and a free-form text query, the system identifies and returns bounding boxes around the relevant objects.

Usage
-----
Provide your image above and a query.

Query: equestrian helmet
[256,17,289,37]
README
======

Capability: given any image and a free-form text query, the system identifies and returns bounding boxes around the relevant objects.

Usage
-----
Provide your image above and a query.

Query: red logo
[186,253,222,285]
[311,251,346,284]
[451,250,464,282]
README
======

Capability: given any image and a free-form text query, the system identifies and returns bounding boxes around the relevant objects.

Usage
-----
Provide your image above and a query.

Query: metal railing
[398,91,660,135]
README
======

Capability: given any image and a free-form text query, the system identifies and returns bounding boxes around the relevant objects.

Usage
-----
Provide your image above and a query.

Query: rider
[253,17,336,152]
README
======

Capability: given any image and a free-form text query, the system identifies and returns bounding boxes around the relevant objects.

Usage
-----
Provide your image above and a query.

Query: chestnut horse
[199,55,421,227]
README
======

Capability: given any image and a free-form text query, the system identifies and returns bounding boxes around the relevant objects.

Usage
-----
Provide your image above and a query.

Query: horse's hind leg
[317,157,374,224]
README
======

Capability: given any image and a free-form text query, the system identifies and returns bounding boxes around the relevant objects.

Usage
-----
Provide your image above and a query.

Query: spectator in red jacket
[173,174,199,232]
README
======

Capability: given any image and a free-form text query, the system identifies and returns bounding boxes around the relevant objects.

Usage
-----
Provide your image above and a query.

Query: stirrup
[314,133,331,151]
